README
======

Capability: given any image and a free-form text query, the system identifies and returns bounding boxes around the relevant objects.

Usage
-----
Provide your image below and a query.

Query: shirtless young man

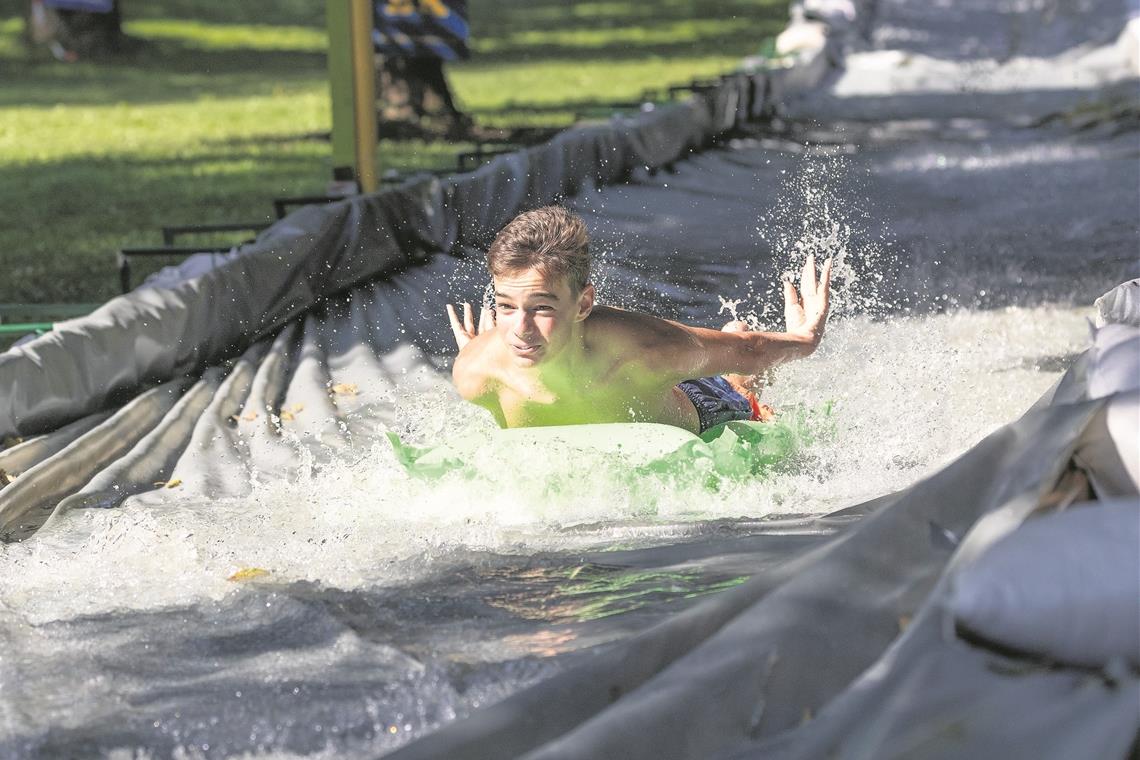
[446,206,832,434]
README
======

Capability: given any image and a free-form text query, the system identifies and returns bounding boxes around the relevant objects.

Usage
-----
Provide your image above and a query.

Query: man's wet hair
[487,206,590,293]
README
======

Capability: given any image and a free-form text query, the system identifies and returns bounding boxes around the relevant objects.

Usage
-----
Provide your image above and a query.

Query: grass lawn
[0,0,786,309]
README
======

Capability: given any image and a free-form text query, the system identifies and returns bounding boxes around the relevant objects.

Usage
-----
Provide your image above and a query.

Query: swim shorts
[676,376,761,434]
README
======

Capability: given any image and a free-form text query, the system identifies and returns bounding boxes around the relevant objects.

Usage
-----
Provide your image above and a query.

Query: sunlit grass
[0,90,329,161]
[454,55,744,114]
[473,17,760,54]
[0,0,785,306]
[124,19,327,52]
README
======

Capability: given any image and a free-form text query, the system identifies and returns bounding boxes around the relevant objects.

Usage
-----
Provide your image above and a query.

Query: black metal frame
[667,78,720,97]
[271,195,348,220]
[118,221,271,293]
[117,246,237,294]
[161,222,270,245]
[455,146,519,172]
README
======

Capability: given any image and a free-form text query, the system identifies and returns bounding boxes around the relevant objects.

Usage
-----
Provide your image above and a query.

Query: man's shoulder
[583,306,694,380]
[586,305,685,350]
[586,305,651,333]
[583,306,641,353]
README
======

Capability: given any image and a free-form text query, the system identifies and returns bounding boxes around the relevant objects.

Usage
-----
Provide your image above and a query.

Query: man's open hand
[783,254,832,346]
[446,302,495,350]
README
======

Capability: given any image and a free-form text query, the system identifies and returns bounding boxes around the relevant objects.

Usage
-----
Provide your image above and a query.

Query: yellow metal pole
[349,0,378,193]
[326,0,378,194]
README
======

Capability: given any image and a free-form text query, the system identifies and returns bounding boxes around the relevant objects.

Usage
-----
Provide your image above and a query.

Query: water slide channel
[0,0,1137,757]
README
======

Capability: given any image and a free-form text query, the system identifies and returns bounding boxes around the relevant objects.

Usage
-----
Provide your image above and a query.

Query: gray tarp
[1,0,1138,757]
[391,389,1135,760]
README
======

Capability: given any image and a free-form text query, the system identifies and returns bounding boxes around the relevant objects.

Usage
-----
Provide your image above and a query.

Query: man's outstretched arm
[633,254,832,383]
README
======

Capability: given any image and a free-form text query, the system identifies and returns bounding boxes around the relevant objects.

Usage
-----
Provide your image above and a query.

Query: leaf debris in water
[153,479,182,489]
[330,383,358,396]
[227,567,270,582]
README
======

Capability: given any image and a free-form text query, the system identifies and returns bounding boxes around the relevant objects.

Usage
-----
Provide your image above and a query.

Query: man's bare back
[446,207,832,434]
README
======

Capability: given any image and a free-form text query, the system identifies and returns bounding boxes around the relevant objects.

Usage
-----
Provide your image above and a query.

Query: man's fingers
[801,253,817,295]
[820,257,833,308]
[783,272,805,332]
[478,305,495,334]
[463,302,475,335]
[782,272,801,307]
[446,304,469,348]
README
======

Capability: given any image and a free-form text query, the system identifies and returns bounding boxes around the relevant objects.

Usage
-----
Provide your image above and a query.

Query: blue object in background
[43,0,114,12]
[373,0,469,61]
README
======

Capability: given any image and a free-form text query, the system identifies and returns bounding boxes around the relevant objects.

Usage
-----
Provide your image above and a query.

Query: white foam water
[0,303,1089,625]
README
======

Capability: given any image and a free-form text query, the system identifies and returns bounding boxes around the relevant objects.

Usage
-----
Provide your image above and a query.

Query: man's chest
[495,371,661,427]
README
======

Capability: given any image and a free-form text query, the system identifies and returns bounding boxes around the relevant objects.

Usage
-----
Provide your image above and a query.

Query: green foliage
[0,0,785,306]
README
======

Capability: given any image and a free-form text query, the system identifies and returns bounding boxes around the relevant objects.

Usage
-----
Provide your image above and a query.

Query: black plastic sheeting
[0,72,776,441]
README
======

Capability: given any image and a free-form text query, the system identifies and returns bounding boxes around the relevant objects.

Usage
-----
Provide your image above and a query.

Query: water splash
[753,149,898,325]
[716,296,744,322]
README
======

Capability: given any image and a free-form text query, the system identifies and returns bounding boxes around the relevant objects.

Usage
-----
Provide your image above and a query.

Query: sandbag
[1075,322,1140,497]
[949,499,1140,667]
[1087,323,1140,399]
[1094,278,1140,328]
[1075,390,1140,498]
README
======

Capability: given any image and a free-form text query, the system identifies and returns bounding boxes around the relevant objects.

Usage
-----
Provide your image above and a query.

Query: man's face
[492,267,593,366]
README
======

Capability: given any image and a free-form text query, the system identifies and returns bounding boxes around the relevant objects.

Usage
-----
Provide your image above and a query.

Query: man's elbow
[452,359,487,402]
[452,371,477,402]
[451,355,471,398]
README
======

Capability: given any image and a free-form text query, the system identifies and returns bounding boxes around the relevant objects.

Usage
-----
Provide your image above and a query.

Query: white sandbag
[1076,322,1140,497]
[1094,278,1140,328]
[950,499,1140,668]
[802,0,856,26]
[1075,390,1140,498]
[1087,323,1140,399]
[1103,391,1140,493]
